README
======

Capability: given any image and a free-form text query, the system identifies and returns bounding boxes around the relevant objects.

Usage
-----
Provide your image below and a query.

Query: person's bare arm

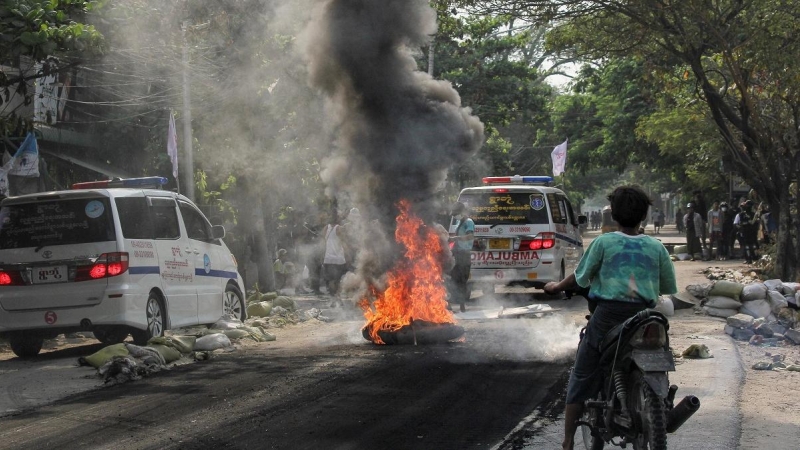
[544,272,578,294]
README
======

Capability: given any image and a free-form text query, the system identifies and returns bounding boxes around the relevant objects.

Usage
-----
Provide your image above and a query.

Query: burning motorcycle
[566,288,700,449]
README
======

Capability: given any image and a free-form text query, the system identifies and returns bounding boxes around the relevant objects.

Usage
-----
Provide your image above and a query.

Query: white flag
[551,139,568,177]
[9,132,40,177]
[167,112,179,179]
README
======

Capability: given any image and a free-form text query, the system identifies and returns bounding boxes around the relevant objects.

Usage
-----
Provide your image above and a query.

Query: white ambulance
[0,177,246,357]
[451,175,585,293]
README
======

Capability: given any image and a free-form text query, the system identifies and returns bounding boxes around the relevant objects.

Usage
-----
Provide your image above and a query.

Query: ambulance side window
[149,198,180,239]
[116,198,153,239]
[179,201,212,242]
[547,193,568,224]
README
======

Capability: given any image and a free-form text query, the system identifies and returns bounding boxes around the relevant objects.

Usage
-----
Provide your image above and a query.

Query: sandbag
[703,306,739,318]
[763,279,784,291]
[780,282,800,296]
[194,333,232,351]
[741,283,768,301]
[740,299,771,319]
[237,325,277,342]
[148,335,196,353]
[708,280,745,301]
[125,343,166,365]
[222,329,251,340]
[686,283,713,299]
[211,314,244,330]
[147,344,182,363]
[673,245,688,254]
[767,290,788,314]
[247,301,273,318]
[81,343,129,368]
[273,296,296,311]
[652,297,674,316]
[705,296,742,310]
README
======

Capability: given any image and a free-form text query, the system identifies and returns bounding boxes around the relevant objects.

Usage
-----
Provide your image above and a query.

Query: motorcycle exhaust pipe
[666,395,700,433]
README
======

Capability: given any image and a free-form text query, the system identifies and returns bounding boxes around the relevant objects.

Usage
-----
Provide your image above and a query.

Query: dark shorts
[565,301,648,404]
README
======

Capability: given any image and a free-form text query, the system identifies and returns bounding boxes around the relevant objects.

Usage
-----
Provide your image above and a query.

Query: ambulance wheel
[93,328,129,345]
[9,333,43,358]
[131,292,166,345]
[223,284,245,321]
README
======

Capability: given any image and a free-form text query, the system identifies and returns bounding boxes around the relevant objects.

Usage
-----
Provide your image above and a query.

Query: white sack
[194,333,232,351]
[741,283,768,301]
[763,279,784,291]
[705,296,742,310]
[767,290,788,314]
[652,297,674,316]
[740,299,772,319]
[781,282,800,296]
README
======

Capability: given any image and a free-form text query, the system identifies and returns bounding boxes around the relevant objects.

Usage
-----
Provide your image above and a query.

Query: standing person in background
[692,190,709,256]
[651,208,663,234]
[675,207,684,234]
[322,212,347,306]
[449,202,474,313]
[707,202,723,261]
[734,200,759,264]
[684,203,704,261]
[719,202,735,260]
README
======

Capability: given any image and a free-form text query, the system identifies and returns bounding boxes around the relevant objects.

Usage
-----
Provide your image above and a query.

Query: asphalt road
[0,313,575,450]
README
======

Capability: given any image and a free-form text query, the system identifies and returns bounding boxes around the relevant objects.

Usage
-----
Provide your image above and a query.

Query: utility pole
[181,21,195,201]
[428,42,434,76]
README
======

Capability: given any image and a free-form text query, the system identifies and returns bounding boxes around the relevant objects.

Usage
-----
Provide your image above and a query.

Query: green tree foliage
[0,0,105,134]
[460,0,800,278]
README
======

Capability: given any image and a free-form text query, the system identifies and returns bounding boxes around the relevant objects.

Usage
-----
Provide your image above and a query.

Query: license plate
[33,265,68,284]
[488,238,510,250]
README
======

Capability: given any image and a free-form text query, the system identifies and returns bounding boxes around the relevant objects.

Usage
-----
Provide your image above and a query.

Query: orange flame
[359,200,456,344]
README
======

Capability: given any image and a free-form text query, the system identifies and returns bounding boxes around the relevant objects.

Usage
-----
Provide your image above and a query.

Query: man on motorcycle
[544,185,677,450]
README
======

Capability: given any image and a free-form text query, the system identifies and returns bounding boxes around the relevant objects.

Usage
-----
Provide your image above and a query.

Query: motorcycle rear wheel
[580,394,605,450]
[628,372,668,450]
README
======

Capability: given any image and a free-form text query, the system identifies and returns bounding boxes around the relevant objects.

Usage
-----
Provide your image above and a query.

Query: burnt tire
[131,292,166,346]
[9,333,44,358]
[93,328,130,345]
[629,371,668,450]
[223,284,245,321]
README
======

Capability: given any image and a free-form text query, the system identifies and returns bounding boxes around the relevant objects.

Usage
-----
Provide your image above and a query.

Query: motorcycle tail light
[630,323,667,349]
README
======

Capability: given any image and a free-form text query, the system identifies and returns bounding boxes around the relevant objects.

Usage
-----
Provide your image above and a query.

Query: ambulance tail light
[0,270,25,286]
[520,233,556,251]
[75,253,129,281]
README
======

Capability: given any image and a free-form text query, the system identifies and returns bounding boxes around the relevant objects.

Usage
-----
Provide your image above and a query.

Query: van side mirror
[211,225,226,239]
[578,215,588,225]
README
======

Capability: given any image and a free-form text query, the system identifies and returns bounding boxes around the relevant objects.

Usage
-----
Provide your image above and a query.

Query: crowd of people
[682,190,776,263]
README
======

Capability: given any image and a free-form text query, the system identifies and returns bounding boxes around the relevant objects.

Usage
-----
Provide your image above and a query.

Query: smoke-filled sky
[298,0,485,290]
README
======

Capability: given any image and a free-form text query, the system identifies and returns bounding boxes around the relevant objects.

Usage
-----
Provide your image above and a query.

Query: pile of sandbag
[691,279,800,345]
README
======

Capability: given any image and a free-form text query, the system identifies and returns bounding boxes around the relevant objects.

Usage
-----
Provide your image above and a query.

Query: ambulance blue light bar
[72,177,168,190]
[482,175,554,185]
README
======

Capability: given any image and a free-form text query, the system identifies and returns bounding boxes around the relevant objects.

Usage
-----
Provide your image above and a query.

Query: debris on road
[682,344,713,359]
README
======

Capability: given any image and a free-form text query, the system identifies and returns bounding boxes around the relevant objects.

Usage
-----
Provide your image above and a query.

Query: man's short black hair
[607,186,652,228]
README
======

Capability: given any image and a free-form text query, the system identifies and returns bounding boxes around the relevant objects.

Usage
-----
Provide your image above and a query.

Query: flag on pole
[167,111,179,179]
[551,139,568,177]
[8,132,40,177]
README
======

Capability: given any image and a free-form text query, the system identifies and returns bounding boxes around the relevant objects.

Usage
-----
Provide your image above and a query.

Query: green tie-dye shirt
[574,231,677,307]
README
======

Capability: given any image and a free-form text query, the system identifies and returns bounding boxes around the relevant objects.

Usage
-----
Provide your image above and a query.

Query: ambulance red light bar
[482,175,554,185]
[72,177,168,190]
